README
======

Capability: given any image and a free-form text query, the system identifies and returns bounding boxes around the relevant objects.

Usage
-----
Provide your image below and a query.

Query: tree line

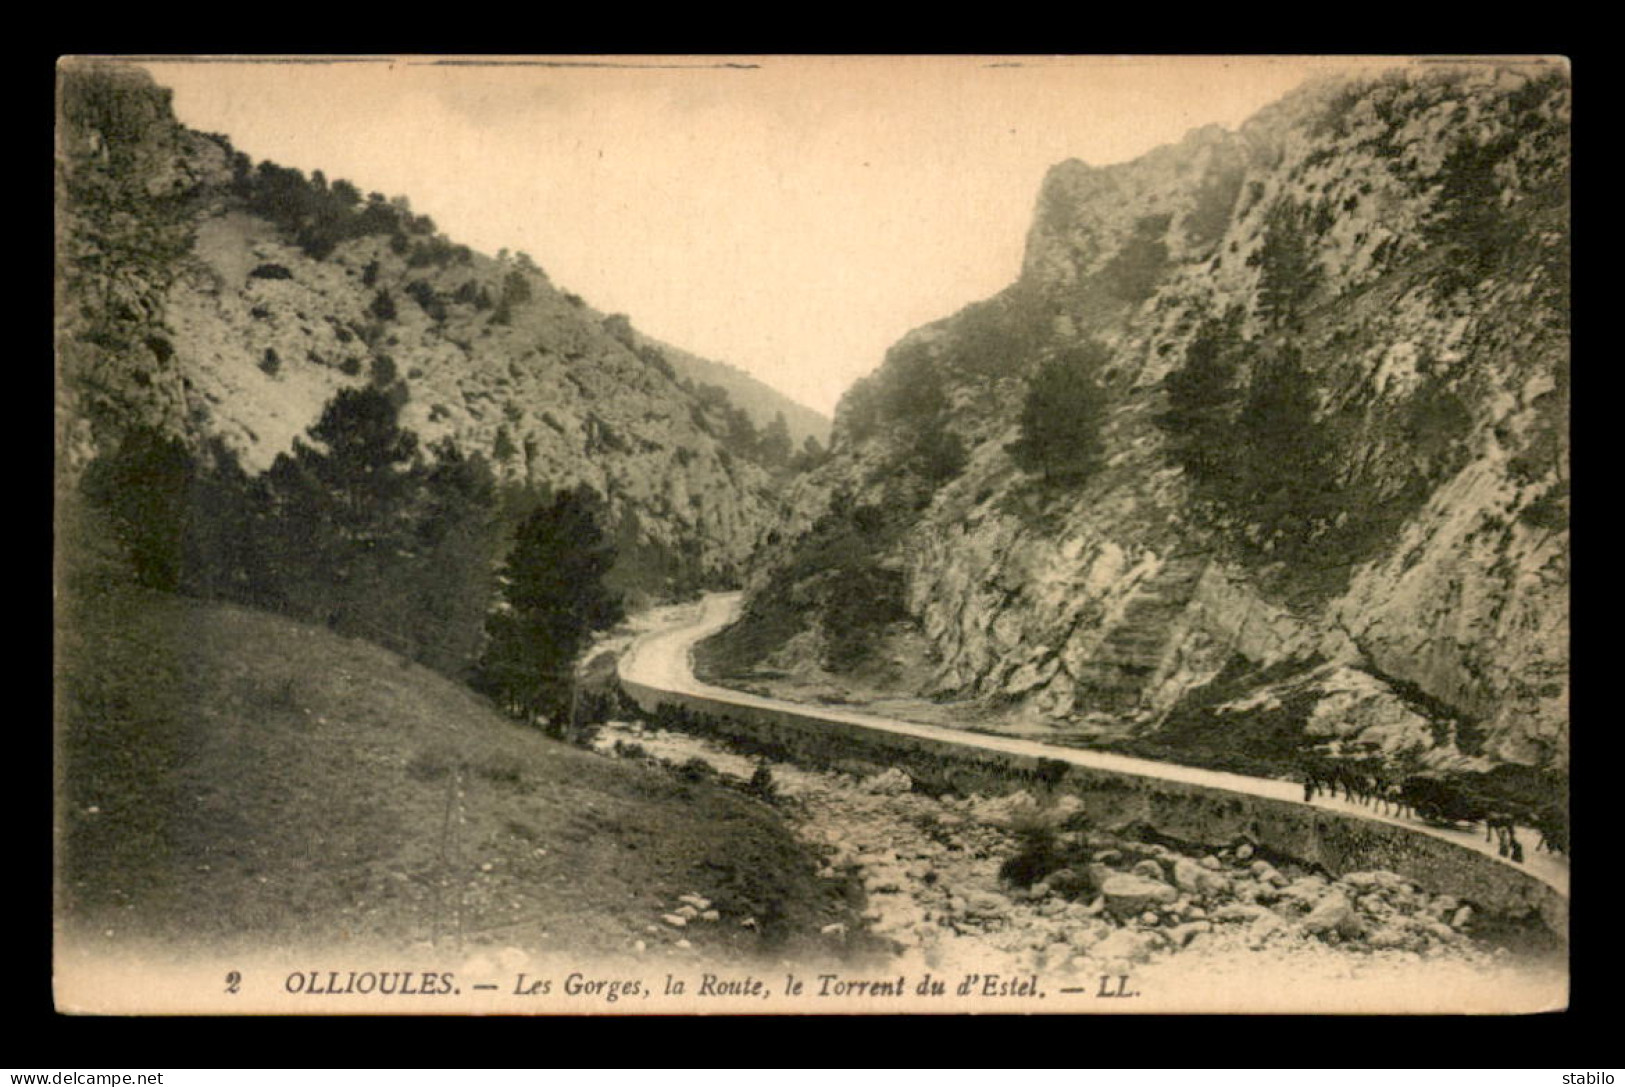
[80,386,623,735]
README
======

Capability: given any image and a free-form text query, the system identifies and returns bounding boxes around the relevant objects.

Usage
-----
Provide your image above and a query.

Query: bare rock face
[731,63,1570,774]
[57,62,781,599]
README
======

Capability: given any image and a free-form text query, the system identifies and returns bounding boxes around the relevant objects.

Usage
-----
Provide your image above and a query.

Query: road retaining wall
[620,675,1567,940]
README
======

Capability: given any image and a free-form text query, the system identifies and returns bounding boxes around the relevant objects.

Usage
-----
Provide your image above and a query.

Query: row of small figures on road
[1299,757,1568,863]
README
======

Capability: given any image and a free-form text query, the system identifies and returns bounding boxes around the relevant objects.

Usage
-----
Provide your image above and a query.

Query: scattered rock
[1131,858,1166,881]
[1247,910,1291,947]
[1234,843,1256,862]
[861,768,913,796]
[1303,891,1364,938]
[1101,873,1179,917]
[1250,860,1287,886]
[678,893,712,910]
[1092,927,1164,965]
[966,891,1010,918]
[1173,856,1230,897]
[661,913,687,928]
[1427,894,1462,920]
[1279,875,1330,907]
[1213,902,1270,923]
[1047,867,1091,897]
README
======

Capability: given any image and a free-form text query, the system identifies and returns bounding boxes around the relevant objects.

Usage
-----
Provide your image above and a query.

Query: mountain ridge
[55,60,792,601]
[711,63,1570,776]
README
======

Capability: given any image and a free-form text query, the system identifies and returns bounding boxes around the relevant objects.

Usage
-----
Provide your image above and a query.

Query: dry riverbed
[590,716,1567,1013]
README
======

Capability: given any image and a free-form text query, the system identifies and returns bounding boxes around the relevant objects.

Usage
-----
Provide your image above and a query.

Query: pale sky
[139,55,1356,416]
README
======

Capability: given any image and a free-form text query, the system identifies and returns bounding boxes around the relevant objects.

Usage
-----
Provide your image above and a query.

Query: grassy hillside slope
[55,577,852,962]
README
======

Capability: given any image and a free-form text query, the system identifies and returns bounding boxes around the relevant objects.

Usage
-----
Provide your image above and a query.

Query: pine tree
[259,386,422,639]
[1251,199,1321,328]
[1007,343,1111,484]
[406,440,502,678]
[479,485,623,733]
[1233,345,1337,549]
[1157,312,1243,487]
[79,425,194,591]
[759,412,794,469]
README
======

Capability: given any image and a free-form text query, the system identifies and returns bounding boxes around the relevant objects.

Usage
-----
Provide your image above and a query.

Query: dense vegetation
[79,386,623,731]
[1007,342,1111,485]
[476,486,625,732]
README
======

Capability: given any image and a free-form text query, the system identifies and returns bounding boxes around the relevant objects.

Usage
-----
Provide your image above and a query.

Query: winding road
[619,592,1569,899]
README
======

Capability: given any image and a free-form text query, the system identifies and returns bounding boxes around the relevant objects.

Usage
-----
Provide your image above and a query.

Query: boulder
[1247,910,1291,947]
[1213,902,1271,923]
[1302,891,1364,938]
[966,891,1010,918]
[1131,859,1166,881]
[1074,896,1106,918]
[1047,867,1092,898]
[1366,925,1415,950]
[861,768,914,796]
[1049,794,1087,826]
[1279,875,1330,907]
[1342,870,1412,893]
[1172,857,1230,897]
[1250,860,1288,886]
[1427,894,1462,920]
[1101,873,1179,917]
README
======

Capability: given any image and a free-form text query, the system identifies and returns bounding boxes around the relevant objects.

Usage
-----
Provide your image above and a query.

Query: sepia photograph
[52,53,1570,1015]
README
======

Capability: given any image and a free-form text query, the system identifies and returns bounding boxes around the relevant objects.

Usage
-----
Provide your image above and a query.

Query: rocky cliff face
[721,64,1570,773]
[57,62,780,595]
